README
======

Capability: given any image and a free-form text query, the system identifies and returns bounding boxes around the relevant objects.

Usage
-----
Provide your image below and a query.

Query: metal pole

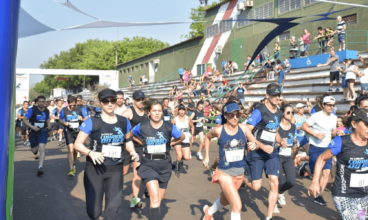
[115,45,118,66]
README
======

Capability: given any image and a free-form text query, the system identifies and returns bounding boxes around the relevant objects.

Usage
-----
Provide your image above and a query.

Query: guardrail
[148,71,176,95]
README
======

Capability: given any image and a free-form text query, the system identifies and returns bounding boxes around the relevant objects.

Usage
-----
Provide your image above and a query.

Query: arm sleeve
[125,119,132,134]
[246,109,262,127]
[328,136,342,156]
[51,109,56,115]
[59,109,65,120]
[132,123,141,137]
[311,108,316,115]
[24,108,33,119]
[332,108,336,115]
[171,124,182,139]
[80,117,93,134]
[215,114,222,125]
[17,109,21,115]
[81,107,88,118]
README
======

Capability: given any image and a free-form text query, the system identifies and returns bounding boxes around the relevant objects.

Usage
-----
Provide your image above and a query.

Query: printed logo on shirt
[224,139,245,150]
[146,131,167,145]
[66,112,78,121]
[365,149,368,155]
[265,116,279,131]
[287,133,294,145]
[36,112,47,121]
[100,130,125,144]
[331,140,335,146]
[114,127,123,135]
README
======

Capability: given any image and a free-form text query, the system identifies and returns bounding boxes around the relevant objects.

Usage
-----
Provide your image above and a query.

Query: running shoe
[299,161,309,177]
[335,88,340,92]
[278,194,286,206]
[72,167,76,175]
[27,141,31,147]
[37,167,44,176]
[58,141,62,146]
[202,205,214,220]
[314,195,327,205]
[68,169,75,177]
[190,154,192,159]
[77,152,81,158]
[175,171,181,178]
[34,155,39,160]
[130,197,141,208]
[327,88,333,92]
[197,152,203,160]
[144,189,150,198]
[23,142,27,147]
[273,204,280,213]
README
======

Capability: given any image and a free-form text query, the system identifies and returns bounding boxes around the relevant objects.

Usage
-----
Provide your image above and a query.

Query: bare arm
[240,124,274,154]
[74,131,105,165]
[17,113,23,120]
[121,108,133,120]
[170,133,185,146]
[203,126,221,168]
[23,117,39,131]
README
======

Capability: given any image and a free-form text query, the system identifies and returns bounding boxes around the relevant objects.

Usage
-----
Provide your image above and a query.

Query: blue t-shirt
[222,61,227,68]
[178,68,184,75]
[278,70,285,85]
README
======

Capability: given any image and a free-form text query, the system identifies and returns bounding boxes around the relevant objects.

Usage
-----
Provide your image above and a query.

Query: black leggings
[278,156,296,194]
[84,163,124,220]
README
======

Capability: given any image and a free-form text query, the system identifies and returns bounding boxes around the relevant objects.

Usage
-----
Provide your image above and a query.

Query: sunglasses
[286,111,294,115]
[227,112,241,119]
[101,98,117,105]
[134,98,145,102]
[69,105,76,107]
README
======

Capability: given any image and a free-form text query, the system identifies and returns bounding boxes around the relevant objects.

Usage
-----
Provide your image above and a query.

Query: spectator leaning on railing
[274,42,280,59]
[303,29,311,57]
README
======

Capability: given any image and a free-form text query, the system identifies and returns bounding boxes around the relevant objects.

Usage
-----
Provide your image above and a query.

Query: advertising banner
[16,74,29,104]
[99,74,119,91]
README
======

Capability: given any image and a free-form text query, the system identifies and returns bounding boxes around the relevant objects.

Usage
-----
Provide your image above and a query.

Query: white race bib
[35,122,44,128]
[260,130,276,142]
[350,173,368,187]
[69,122,79,128]
[102,145,122,159]
[225,149,244,163]
[183,132,191,143]
[164,116,170,121]
[196,122,203,127]
[147,144,166,154]
[279,147,292,156]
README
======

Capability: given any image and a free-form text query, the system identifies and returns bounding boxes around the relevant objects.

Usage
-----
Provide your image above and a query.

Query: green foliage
[181,1,223,40]
[38,37,169,95]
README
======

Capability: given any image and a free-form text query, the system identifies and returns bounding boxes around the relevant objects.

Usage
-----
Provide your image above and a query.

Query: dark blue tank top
[217,126,247,170]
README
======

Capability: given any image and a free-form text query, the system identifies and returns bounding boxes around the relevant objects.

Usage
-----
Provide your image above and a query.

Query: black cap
[133,90,146,100]
[178,105,186,111]
[98,89,117,100]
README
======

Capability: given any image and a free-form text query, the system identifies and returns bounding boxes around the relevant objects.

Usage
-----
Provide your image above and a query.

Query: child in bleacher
[199,92,206,101]
[313,27,327,54]
[325,27,335,49]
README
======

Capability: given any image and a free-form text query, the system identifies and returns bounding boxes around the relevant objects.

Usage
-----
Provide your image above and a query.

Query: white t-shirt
[346,65,357,80]
[233,62,238,69]
[360,69,368,84]
[306,111,337,148]
[114,105,127,115]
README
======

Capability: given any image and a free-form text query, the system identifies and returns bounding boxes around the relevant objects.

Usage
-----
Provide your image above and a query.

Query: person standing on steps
[190,101,206,160]
[121,90,149,208]
[132,99,184,220]
[171,104,195,178]
[317,49,340,92]
[243,83,283,220]
[58,95,89,177]
[23,96,51,176]
[74,88,139,220]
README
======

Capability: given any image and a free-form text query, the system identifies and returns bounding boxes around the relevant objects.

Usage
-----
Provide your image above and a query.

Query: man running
[23,96,51,176]
[58,96,88,176]
[163,98,172,122]
[115,91,127,115]
[300,96,337,205]
[121,90,148,208]
[244,83,283,220]
[47,100,56,141]
[17,101,30,147]
[51,99,65,146]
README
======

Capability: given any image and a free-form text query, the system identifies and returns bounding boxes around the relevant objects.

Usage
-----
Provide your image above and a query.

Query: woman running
[191,101,206,160]
[74,89,138,220]
[202,101,265,220]
[132,99,184,220]
[309,108,368,220]
[275,104,299,210]
[171,104,195,178]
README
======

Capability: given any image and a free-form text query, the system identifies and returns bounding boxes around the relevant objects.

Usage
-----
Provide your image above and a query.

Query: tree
[181,1,223,40]
[39,37,169,95]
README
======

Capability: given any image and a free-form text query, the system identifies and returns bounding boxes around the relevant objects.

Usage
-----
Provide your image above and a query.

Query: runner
[300,96,337,205]
[74,88,138,220]
[121,90,148,208]
[163,98,172,122]
[202,101,262,220]
[76,95,84,108]
[114,91,127,115]
[308,108,368,220]
[47,100,56,141]
[132,98,184,220]
[244,83,283,219]
[190,101,206,160]
[171,104,195,178]
[51,99,65,146]
[58,95,88,176]
[276,104,299,209]
[17,101,30,147]
[22,96,51,176]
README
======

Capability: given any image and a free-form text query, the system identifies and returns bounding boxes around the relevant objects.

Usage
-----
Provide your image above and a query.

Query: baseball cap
[178,105,186,111]
[323,96,335,104]
[98,89,117,100]
[352,111,368,123]
[133,90,146,100]
[224,102,240,113]
[296,103,305,108]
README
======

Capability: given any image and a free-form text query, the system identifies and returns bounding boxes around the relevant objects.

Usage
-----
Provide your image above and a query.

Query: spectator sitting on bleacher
[224,61,230,75]
[169,84,178,97]
[142,75,148,87]
[206,80,216,95]
[193,82,202,96]
[228,61,234,75]
[244,55,255,71]
[217,79,229,93]
[130,79,135,87]
[200,65,212,82]
[284,59,291,73]
[204,100,211,117]
[199,92,206,101]
[221,59,227,71]
[187,98,195,115]
[274,42,281,59]
[232,61,238,72]
[200,78,209,95]
[211,70,222,82]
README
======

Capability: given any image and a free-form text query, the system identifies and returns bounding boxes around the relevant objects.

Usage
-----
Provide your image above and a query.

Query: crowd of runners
[15,82,368,220]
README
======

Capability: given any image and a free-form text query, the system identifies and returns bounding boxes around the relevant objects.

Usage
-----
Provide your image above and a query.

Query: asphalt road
[13,136,340,220]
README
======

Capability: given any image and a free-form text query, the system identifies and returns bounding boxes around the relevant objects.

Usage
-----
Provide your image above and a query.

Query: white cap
[323,96,335,104]
[296,103,305,108]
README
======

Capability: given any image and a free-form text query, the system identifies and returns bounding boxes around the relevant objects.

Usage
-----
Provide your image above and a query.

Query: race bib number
[102,145,122,159]
[350,173,368,187]
[164,116,170,121]
[183,132,191,143]
[69,123,79,128]
[147,144,166,154]
[196,122,203,127]
[279,147,292,156]
[260,130,276,142]
[225,149,243,163]
[35,122,44,128]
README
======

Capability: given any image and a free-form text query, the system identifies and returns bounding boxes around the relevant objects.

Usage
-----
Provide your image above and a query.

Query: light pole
[199,0,208,10]
[114,45,118,66]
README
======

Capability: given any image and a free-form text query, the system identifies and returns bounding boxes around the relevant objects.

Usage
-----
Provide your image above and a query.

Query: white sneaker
[278,194,286,206]
[197,152,203,160]
[274,204,280,213]
[190,154,192,159]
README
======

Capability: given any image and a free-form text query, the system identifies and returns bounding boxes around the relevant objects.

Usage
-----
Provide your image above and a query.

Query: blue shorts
[341,76,347,88]
[338,34,345,43]
[296,135,309,147]
[29,131,48,148]
[247,152,280,180]
[309,144,332,174]
[361,83,368,91]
